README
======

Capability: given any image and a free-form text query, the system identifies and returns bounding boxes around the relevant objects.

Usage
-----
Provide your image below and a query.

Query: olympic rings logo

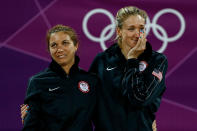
[82,8,186,53]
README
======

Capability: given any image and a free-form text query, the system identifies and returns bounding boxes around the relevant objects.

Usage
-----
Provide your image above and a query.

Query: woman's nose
[57,47,63,53]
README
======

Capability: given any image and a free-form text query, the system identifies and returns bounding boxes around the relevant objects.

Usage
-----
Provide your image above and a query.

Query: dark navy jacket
[90,42,168,131]
[23,57,97,131]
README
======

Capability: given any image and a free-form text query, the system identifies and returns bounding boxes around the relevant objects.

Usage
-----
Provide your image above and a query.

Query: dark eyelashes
[50,43,56,47]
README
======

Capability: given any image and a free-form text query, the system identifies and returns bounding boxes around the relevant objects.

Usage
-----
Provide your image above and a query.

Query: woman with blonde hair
[89,6,167,131]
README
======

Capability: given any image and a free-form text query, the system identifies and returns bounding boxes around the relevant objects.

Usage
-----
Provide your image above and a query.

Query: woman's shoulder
[151,51,168,68]
[92,44,119,63]
[152,51,167,62]
[93,51,106,61]
[28,68,60,88]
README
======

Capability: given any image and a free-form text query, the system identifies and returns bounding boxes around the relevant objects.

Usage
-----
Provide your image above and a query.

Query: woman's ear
[75,43,79,52]
[116,27,122,37]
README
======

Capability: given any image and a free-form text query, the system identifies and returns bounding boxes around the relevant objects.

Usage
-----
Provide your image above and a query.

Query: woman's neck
[119,43,130,59]
[61,58,75,75]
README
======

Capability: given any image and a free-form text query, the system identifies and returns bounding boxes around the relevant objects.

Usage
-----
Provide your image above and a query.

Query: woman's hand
[20,104,29,124]
[152,120,157,131]
[127,29,147,59]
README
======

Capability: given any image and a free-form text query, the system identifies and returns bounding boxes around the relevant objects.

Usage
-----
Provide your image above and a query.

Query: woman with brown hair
[22,25,98,131]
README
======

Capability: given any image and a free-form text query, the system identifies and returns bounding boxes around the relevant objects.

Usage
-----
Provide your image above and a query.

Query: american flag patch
[152,69,163,81]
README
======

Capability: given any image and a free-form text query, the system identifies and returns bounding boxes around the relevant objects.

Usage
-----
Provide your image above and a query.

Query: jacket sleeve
[91,77,101,130]
[122,55,168,107]
[22,77,43,131]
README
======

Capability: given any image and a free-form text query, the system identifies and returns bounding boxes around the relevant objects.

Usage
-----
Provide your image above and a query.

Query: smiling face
[117,15,145,49]
[49,31,78,67]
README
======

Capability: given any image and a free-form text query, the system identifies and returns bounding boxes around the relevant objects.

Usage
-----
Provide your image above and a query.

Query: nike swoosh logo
[106,67,117,71]
[49,86,60,92]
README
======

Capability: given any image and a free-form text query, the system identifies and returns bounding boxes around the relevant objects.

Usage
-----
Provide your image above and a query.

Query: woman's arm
[22,78,42,131]
[122,55,168,107]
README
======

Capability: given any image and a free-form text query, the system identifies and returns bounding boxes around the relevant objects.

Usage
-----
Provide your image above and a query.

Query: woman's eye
[63,41,69,45]
[51,43,57,47]
[128,28,135,31]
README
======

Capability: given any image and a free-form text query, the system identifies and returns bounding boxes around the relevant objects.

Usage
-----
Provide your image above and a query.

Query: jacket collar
[106,41,152,62]
[49,55,80,77]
